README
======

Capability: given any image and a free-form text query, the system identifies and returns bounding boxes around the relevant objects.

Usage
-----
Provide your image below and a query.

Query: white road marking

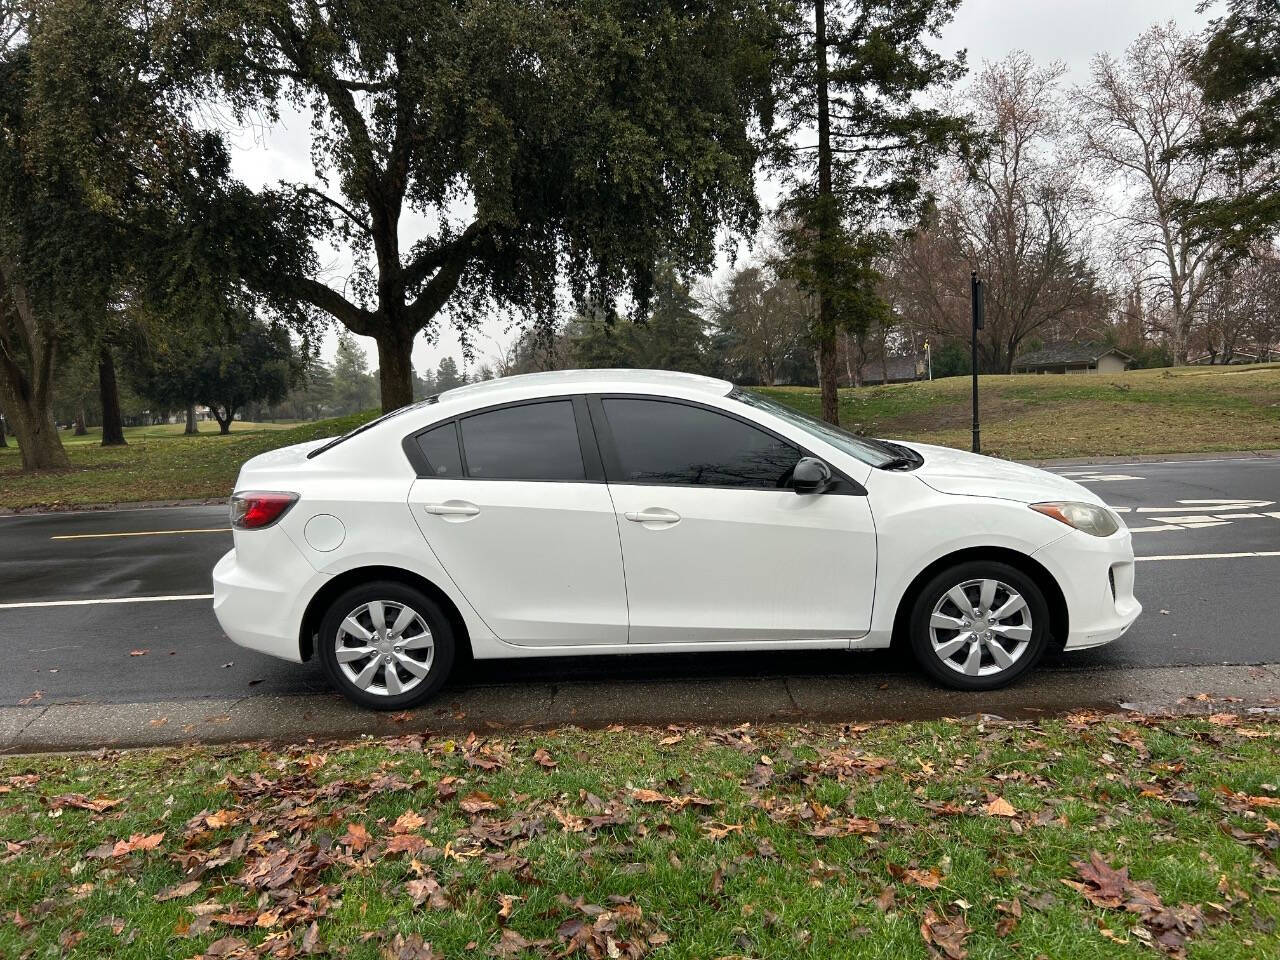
[50,528,230,541]
[1058,473,1146,482]
[1137,551,1280,562]
[0,594,213,610]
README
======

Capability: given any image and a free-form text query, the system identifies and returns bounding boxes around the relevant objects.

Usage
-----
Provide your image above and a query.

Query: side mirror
[791,457,832,494]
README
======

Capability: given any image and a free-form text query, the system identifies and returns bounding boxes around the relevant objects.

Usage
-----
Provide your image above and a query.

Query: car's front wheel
[317,581,455,710]
[908,560,1050,691]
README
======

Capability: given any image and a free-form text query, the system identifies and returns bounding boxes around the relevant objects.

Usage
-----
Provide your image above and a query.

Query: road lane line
[1136,551,1280,562]
[0,594,213,609]
[50,528,230,540]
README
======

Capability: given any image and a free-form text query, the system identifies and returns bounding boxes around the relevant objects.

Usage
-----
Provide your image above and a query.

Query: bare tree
[889,53,1105,372]
[706,265,811,386]
[1075,22,1238,364]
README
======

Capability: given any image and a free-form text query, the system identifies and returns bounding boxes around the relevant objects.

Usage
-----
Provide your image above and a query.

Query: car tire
[317,580,455,710]
[908,560,1050,691]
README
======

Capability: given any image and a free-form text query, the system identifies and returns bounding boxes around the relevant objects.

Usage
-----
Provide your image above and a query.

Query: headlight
[1030,501,1120,537]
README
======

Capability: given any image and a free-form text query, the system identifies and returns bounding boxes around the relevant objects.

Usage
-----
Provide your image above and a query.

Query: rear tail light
[230,491,298,529]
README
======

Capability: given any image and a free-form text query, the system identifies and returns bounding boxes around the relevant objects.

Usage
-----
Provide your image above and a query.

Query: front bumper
[1032,528,1141,651]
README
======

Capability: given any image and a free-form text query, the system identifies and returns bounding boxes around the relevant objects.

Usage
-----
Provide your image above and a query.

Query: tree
[1075,23,1240,364]
[331,331,379,414]
[708,264,811,385]
[195,319,301,433]
[773,0,971,422]
[1185,0,1280,249]
[891,54,1106,372]
[3,0,314,469]
[434,357,463,393]
[193,0,783,412]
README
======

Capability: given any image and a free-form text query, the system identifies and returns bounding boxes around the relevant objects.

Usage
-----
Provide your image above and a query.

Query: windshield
[730,389,897,468]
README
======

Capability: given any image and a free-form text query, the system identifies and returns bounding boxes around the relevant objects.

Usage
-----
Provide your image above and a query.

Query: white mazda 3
[213,369,1141,709]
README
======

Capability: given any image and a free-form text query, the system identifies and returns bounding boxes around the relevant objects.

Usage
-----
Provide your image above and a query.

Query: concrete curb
[0,497,224,517]
[3,663,1277,754]
[1026,450,1280,467]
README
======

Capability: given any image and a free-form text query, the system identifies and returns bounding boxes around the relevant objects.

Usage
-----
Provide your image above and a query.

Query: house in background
[1013,341,1135,375]
[858,355,925,385]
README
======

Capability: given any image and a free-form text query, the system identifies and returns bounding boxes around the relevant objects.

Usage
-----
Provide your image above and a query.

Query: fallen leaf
[459,792,499,815]
[342,822,372,851]
[129,649,149,657]
[984,796,1017,818]
[921,905,972,959]
[393,809,427,833]
[154,880,200,902]
[532,748,556,769]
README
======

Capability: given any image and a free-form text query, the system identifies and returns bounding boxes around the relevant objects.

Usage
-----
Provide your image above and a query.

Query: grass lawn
[758,363,1280,461]
[2,364,1279,511]
[0,413,372,511]
[1,713,1277,958]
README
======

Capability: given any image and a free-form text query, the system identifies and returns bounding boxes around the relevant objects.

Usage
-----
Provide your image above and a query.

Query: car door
[591,395,877,645]
[405,397,628,646]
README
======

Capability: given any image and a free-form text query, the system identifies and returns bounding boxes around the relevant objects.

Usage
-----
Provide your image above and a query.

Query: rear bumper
[1032,529,1141,651]
[212,528,326,663]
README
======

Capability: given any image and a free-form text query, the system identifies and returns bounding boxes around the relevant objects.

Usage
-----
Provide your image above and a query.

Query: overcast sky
[225,0,1212,377]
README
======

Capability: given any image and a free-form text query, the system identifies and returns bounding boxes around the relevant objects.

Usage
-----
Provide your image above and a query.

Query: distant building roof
[1014,341,1133,368]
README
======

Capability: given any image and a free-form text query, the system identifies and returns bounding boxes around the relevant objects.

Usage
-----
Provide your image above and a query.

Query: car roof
[438,368,733,404]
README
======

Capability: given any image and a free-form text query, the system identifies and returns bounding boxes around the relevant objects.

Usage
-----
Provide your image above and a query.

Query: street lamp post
[970,271,984,455]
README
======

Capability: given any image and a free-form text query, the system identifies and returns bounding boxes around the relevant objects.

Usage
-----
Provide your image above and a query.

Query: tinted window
[413,422,462,477]
[460,401,585,481]
[602,398,800,488]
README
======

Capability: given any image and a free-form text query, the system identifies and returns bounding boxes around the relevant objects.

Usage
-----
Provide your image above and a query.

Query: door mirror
[791,457,832,494]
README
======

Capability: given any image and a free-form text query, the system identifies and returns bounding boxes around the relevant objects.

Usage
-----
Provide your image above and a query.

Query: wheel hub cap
[928,578,1033,678]
[334,600,434,697]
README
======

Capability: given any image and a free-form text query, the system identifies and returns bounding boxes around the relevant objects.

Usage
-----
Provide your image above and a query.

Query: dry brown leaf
[342,822,372,851]
[921,905,972,959]
[459,792,499,814]
[984,796,1017,818]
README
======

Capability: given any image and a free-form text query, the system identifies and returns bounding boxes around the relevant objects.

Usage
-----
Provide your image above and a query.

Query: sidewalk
[4,662,1278,754]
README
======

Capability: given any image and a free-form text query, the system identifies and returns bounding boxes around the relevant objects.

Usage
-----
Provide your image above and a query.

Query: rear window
[458,401,585,481]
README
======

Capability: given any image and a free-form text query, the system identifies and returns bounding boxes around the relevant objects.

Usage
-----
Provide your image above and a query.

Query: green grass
[1,714,1277,958]
[50,420,301,447]
[758,362,1280,460]
[3,364,1280,510]
[0,412,376,510]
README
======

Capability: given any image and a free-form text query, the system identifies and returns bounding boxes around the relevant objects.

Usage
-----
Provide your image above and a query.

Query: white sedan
[213,369,1140,709]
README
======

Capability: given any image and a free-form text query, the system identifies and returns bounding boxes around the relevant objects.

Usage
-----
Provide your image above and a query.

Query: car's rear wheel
[908,561,1049,691]
[317,581,455,710]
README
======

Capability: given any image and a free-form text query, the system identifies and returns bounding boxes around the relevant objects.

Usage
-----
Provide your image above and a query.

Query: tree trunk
[0,412,6,446]
[98,345,126,446]
[813,0,839,425]
[185,403,199,435]
[1,398,69,470]
[211,404,235,435]
[376,331,415,413]
[74,405,87,436]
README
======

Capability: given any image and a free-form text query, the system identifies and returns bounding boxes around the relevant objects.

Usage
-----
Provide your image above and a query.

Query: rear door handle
[423,501,480,517]
[624,507,681,525]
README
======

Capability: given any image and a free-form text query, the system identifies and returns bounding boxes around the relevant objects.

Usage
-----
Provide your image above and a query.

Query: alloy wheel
[333,600,435,697]
[928,578,1033,677]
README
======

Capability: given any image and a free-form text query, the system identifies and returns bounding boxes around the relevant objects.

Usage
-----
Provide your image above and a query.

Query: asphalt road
[2,454,1278,707]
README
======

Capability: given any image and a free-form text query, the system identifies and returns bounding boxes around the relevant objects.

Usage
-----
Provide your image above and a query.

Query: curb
[1027,450,1280,467]
[3,663,1278,755]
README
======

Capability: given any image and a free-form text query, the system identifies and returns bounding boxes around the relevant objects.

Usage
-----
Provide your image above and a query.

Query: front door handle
[624,507,681,525]
[423,501,480,518]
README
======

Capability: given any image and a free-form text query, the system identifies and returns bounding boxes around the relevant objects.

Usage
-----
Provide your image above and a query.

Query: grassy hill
[2,364,1278,511]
